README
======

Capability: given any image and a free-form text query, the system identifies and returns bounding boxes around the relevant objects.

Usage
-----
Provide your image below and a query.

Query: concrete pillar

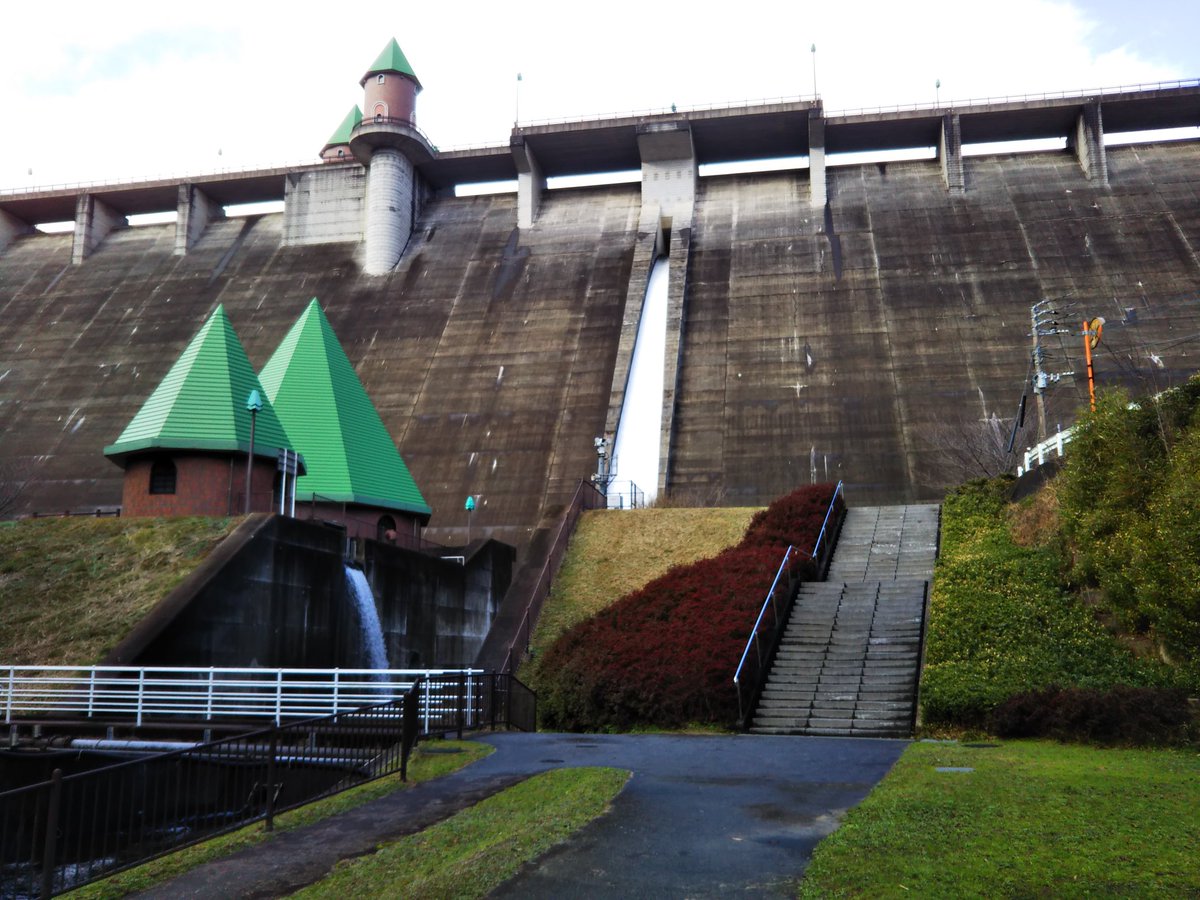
[512,139,545,229]
[636,123,696,229]
[939,113,964,194]
[657,224,691,499]
[1072,100,1108,186]
[175,184,221,255]
[362,147,415,275]
[72,194,126,264]
[282,166,367,247]
[808,113,827,209]
[0,207,31,255]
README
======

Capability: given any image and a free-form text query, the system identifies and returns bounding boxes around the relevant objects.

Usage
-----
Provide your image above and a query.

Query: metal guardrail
[732,481,845,729]
[1,666,484,728]
[500,480,606,674]
[1016,427,1074,476]
[0,686,422,899]
[823,77,1200,120]
[0,670,534,896]
[0,159,322,198]
[4,77,1196,198]
[605,480,645,510]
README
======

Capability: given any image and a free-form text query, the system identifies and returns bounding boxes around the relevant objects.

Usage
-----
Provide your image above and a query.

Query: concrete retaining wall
[106,515,513,669]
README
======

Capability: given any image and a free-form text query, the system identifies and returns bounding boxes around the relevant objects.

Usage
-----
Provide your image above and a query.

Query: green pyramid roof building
[104,305,296,465]
[259,299,431,520]
[323,105,362,151]
[360,38,421,89]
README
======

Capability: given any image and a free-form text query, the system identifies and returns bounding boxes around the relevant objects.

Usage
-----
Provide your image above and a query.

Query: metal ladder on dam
[750,504,940,738]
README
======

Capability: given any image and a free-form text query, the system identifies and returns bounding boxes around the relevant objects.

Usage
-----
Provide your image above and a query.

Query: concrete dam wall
[2,105,1199,542]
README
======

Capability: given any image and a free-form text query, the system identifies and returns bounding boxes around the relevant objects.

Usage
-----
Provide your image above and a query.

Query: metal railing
[0,159,322,198]
[732,482,845,729]
[499,481,606,674]
[0,687,421,899]
[605,480,645,510]
[826,77,1200,120]
[25,508,121,520]
[0,666,493,728]
[1016,427,1074,476]
[351,116,438,150]
[516,94,816,131]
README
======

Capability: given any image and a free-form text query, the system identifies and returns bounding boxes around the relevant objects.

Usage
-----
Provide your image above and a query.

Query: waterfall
[344,565,389,672]
[611,255,669,505]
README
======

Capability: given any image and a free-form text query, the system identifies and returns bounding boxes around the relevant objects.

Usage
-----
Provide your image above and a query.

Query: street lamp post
[936,79,941,107]
[810,44,818,98]
[245,389,262,514]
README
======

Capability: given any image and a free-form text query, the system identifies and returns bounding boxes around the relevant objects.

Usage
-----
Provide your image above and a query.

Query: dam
[1,49,1198,550]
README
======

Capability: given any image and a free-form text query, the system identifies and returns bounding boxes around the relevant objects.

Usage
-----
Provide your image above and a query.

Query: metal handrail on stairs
[732,481,844,729]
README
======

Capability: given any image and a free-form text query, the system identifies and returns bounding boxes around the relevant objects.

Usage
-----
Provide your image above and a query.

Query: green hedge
[921,478,1179,725]
[1058,382,1200,670]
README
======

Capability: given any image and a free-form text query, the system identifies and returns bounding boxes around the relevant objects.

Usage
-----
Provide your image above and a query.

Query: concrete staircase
[750,505,939,738]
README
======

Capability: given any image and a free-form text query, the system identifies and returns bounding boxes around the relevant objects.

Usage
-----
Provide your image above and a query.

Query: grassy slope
[799,739,1200,898]
[526,506,758,664]
[292,767,630,899]
[0,516,240,664]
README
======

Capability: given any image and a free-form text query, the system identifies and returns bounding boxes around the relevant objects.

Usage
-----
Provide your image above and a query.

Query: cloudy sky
[0,0,1195,190]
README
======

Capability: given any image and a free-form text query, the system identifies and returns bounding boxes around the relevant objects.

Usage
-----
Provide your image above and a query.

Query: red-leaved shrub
[537,483,843,730]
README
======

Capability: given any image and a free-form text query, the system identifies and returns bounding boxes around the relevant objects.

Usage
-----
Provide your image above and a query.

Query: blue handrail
[733,546,794,686]
[807,480,844,562]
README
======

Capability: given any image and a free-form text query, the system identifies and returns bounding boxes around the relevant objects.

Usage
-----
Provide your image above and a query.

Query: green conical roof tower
[104,305,295,465]
[322,105,362,152]
[360,37,421,89]
[259,299,431,520]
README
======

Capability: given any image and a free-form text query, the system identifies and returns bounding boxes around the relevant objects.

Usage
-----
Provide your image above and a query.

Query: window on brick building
[149,458,176,495]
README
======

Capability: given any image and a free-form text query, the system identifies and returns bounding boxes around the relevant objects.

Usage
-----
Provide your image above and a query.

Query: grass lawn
[799,739,1200,898]
[525,506,757,666]
[0,516,240,664]
[292,766,630,899]
[65,740,492,899]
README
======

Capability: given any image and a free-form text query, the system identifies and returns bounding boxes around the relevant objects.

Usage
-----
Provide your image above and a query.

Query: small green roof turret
[259,299,431,521]
[360,38,421,90]
[322,105,362,153]
[104,305,297,466]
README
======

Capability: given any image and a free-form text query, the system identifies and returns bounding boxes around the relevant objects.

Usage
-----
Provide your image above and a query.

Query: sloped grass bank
[798,740,1200,898]
[526,506,759,663]
[292,767,630,899]
[920,478,1182,726]
[0,516,240,664]
[536,485,841,731]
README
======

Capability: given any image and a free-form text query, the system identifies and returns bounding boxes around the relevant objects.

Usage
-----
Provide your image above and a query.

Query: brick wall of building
[121,453,280,517]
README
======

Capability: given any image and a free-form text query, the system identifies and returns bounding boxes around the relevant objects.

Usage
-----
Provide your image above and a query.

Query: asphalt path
[137,732,906,899]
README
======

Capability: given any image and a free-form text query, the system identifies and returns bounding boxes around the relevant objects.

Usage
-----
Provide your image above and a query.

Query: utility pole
[1029,300,1076,442]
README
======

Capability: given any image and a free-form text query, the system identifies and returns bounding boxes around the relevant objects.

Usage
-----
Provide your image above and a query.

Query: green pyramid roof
[259,299,431,520]
[360,38,421,89]
[104,306,296,465]
[323,106,362,151]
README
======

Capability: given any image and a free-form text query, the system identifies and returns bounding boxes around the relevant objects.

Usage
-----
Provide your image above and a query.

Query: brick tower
[348,39,434,275]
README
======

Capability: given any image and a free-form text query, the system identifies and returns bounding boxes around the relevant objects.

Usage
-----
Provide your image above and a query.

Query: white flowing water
[344,565,389,672]
[611,255,669,505]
